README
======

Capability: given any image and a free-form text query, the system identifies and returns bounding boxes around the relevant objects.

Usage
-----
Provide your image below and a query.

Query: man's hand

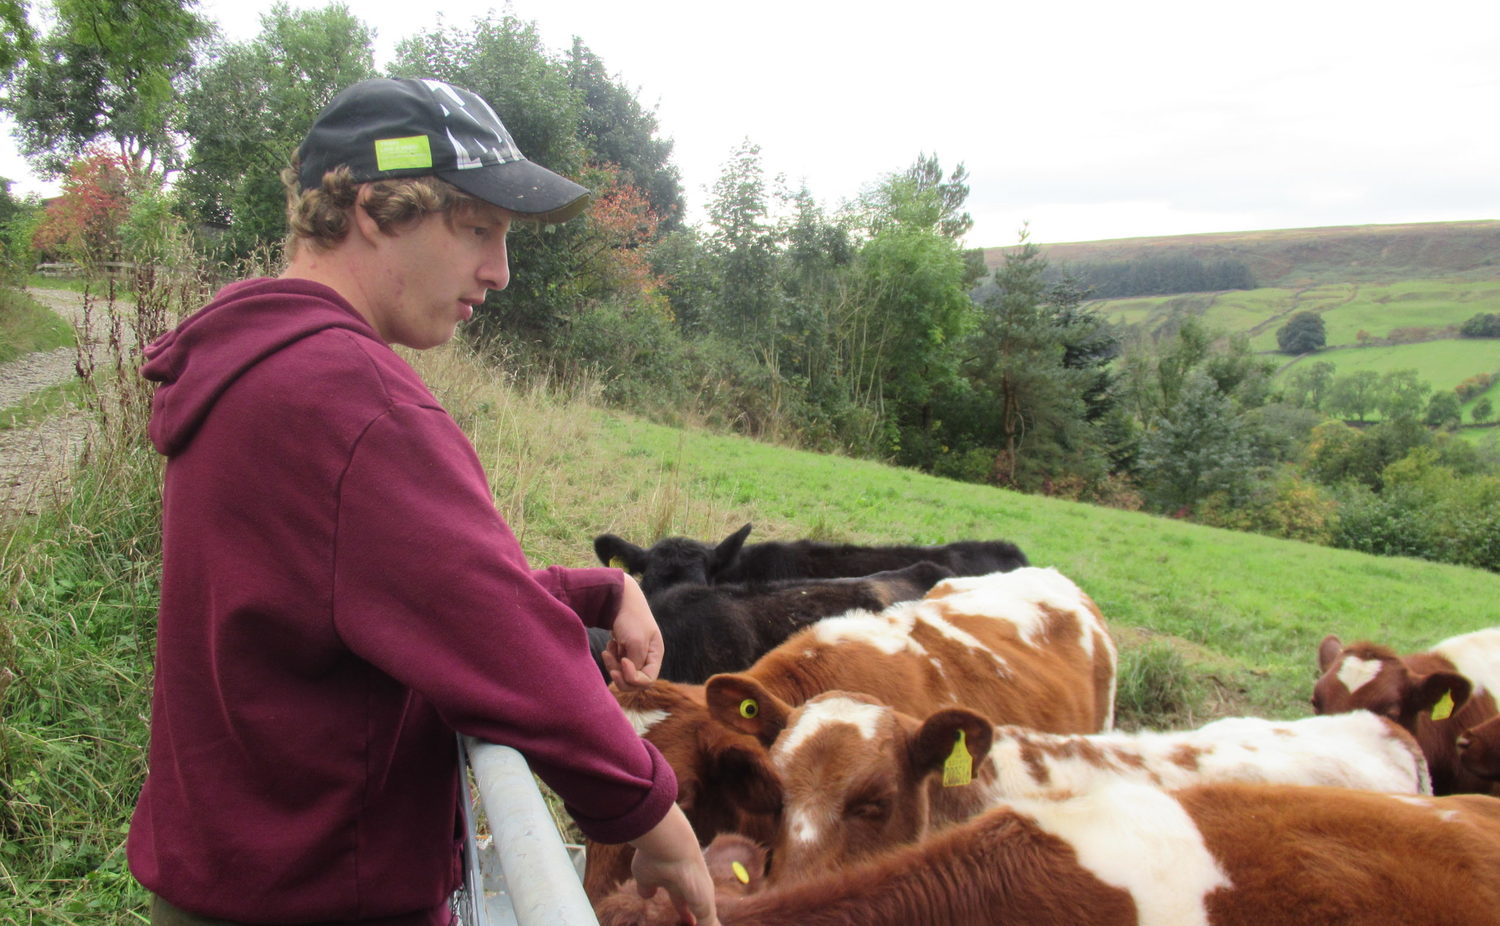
[603,573,665,690]
[628,804,719,926]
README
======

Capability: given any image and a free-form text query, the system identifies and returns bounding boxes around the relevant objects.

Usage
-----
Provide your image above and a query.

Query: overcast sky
[4,0,1497,248]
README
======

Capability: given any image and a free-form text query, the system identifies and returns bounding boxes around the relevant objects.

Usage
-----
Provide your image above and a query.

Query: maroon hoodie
[128,278,676,923]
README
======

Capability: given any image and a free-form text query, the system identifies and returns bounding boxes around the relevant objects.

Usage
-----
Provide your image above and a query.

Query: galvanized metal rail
[457,736,599,925]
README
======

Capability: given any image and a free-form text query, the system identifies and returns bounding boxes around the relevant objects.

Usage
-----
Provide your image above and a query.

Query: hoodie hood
[141,278,380,456]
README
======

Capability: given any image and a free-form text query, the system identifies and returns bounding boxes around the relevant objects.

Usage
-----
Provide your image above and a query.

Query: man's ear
[350,185,385,244]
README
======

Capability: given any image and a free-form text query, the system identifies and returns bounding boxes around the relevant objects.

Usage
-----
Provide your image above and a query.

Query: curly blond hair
[281,163,487,255]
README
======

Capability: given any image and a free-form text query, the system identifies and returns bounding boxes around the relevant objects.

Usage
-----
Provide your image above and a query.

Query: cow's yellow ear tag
[942,729,973,788]
[1432,691,1455,721]
[608,556,627,571]
[739,699,759,719]
[731,861,750,884]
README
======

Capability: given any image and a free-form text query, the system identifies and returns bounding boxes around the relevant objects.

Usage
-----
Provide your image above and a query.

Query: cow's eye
[846,798,890,820]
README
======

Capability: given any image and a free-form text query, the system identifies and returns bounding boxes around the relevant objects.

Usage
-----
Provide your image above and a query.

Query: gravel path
[0,288,106,521]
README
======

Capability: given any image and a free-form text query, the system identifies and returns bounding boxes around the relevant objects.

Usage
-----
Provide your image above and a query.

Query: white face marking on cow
[622,708,669,737]
[1009,782,1230,926]
[774,697,888,763]
[1432,628,1500,697]
[789,806,821,844]
[1336,655,1384,694]
[809,603,926,656]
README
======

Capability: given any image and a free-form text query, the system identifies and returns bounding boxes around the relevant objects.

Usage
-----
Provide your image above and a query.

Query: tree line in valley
[1,1,1497,572]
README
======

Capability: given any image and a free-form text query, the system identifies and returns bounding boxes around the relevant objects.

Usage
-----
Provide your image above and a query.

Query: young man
[129,77,716,925]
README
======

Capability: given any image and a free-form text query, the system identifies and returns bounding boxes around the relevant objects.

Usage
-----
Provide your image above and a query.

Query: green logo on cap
[375,135,433,171]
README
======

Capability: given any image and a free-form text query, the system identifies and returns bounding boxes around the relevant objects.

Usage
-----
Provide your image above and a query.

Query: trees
[1283,360,1336,409]
[3,0,211,177]
[1326,370,1382,422]
[702,139,780,344]
[566,39,683,230]
[177,3,376,259]
[1376,369,1430,422]
[1473,397,1494,426]
[1276,310,1326,354]
[1425,391,1463,429]
[29,146,131,264]
[1138,370,1256,513]
[958,231,1116,490]
[1460,313,1500,338]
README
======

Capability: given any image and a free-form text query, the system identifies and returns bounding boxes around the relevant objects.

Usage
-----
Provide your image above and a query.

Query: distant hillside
[981,220,1500,289]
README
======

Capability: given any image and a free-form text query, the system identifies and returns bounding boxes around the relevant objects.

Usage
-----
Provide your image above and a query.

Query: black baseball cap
[296,77,591,224]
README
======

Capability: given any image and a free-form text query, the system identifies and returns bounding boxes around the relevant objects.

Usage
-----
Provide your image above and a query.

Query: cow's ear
[706,674,789,745]
[703,833,770,892]
[712,740,783,816]
[1317,634,1345,673]
[594,534,647,573]
[908,709,994,783]
[711,524,753,573]
[1412,671,1473,718]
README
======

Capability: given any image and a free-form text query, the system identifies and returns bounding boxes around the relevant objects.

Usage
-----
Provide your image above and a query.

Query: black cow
[586,561,955,683]
[593,523,1028,596]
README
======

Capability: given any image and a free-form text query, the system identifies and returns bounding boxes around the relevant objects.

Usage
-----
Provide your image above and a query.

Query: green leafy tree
[566,38,683,230]
[0,0,34,82]
[702,139,781,346]
[1425,390,1463,429]
[1326,370,1382,423]
[1475,397,1495,425]
[958,231,1116,490]
[177,3,375,260]
[859,152,973,242]
[1376,369,1430,422]
[1283,360,1336,409]
[1117,317,1271,431]
[4,0,211,177]
[0,177,40,278]
[1276,310,1326,354]
[1138,369,1257,513]
[1459,313,1500,338]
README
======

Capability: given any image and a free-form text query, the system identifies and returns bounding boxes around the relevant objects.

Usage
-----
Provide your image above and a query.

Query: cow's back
[752,567,1115,733]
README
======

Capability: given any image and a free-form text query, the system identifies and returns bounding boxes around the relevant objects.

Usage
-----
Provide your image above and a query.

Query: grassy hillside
[982,220,1500,288]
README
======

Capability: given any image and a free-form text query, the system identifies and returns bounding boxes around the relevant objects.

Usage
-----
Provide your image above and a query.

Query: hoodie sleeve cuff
[563,740,679,845]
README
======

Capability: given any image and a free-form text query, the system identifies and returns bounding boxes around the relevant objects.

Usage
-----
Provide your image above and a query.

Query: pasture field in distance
[1033,221,1500,427]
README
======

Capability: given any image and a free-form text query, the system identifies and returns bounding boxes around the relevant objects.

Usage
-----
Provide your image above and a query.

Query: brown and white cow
[587,567,1117,902]
[1312,627,1500,794]
[596,781,1500,926]
[1458,712,1500,781]
[712,691,1434,883]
